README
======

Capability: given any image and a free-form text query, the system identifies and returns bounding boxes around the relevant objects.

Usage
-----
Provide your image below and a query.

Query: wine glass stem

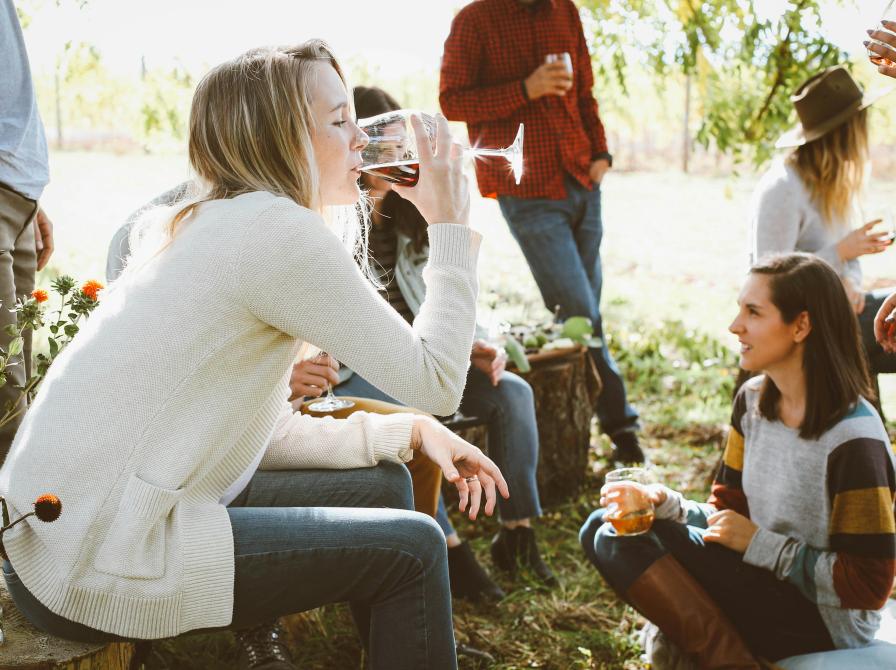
[467,147,506,159]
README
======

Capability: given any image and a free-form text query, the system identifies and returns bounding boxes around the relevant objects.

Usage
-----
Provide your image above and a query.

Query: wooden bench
[0,579,144,669]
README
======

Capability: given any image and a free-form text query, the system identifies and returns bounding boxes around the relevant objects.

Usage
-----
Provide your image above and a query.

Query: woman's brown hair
[788,109,868,226]
[751,253,874,439]
[353,85,429,253]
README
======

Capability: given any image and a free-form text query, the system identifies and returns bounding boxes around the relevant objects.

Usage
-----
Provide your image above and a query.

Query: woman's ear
[793,310,812,343]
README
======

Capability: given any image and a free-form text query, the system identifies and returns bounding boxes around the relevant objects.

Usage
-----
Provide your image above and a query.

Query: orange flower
[31,289,49,303]
[81,280,104,301]
[33,493,62,523]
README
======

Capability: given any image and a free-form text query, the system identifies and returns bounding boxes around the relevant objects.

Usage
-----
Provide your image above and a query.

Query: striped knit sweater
[661,376,896,648]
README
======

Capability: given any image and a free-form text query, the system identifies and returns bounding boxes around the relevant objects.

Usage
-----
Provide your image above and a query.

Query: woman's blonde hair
[788,109,869,226]
[126,40,373,279]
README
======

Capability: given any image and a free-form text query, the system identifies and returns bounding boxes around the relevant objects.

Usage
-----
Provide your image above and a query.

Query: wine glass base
[307,397,356,413]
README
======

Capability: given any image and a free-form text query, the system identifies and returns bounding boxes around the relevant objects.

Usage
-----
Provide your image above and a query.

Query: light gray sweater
[749,160,862,287]
[0,191,481,638]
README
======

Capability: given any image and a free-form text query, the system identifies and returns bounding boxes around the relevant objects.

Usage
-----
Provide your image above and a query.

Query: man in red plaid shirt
[440,0,643,465]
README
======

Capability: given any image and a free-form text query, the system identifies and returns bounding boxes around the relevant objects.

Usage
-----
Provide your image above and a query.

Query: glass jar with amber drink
[604,467,655,536]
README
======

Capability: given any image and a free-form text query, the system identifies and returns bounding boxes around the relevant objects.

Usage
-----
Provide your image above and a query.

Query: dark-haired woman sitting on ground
[580,253,896,667]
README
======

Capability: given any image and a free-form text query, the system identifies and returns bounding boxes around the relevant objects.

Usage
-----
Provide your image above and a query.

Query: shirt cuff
[426,224,482,272]
[654,487,688,523]
[743,526,789,576]
[368,413,415,464]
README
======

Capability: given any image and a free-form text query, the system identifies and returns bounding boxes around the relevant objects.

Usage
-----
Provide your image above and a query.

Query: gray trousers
[0,183,37,465]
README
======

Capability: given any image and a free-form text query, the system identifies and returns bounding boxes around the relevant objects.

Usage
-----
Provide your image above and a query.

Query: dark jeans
[579,510,834,661]
[4,463,457,670]
[336,367,542,536]
[498,177,639,438]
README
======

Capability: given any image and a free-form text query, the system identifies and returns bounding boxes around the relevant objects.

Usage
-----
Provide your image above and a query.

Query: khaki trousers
[0,183,38,464]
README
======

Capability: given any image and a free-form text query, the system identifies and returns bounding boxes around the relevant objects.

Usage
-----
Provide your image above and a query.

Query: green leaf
[49,338,59,357]
[64,324,79,337]
[3,324,17,337]
[49,324,58,334]
[7,337,23,358]
[504,336,531,373]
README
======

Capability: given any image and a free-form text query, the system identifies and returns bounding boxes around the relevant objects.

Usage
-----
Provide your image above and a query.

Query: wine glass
[304,351,355,413]
[604,467,655,536]
[359,110,524,187]
[868,1,896,67]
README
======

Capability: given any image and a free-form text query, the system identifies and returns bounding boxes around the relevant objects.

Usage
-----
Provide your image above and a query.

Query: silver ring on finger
[464,475,479,483]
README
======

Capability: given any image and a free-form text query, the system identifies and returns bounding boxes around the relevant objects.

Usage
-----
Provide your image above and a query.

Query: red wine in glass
[361,160,420,186]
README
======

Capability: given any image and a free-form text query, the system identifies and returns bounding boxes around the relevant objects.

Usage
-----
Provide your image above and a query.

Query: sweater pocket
[94,474,184,580]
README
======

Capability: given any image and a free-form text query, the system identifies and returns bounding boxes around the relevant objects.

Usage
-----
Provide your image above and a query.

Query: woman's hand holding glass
[874,290,896,352]
[288,354,340,401]
[837,220,893,262]
[470,339,507,387]
[375,113,471,227]
[412,415,509,520]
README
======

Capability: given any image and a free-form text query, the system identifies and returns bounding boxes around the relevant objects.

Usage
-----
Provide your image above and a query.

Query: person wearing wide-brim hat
[749,64,896,410]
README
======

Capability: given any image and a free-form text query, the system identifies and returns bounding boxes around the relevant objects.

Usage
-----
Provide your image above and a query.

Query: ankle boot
[234,619,297,670]
[490,526,557,586]
[625,554,760,669]
[447,541,506,601]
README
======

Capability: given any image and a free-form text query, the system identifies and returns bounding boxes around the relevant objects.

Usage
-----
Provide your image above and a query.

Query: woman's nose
[353,123,369,151]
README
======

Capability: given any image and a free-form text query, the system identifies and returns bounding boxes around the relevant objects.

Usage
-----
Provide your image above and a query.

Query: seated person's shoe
[490,526,558,587]
[234,619,297,670]
[448,541,506,601]
[610,430,647,466]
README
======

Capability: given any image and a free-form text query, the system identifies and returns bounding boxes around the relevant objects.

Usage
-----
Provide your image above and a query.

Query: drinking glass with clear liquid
[868,1,896,67]
[604,467,655,536]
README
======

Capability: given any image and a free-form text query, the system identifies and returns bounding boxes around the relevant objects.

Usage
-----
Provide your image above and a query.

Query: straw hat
[775,66,891,149]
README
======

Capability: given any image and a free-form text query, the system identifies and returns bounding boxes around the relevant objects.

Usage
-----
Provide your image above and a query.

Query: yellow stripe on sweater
[830,487,896,535]
[723,428,744,471]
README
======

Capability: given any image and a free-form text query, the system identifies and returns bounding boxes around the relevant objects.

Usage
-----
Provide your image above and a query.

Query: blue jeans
[3,463,457,670]
[336,367,542,536]
[498,177,639,438]
[579,509,834,660]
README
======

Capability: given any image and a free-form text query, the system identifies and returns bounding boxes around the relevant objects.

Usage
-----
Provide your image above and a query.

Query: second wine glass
[868,0,896,67]
[358,109,524,187]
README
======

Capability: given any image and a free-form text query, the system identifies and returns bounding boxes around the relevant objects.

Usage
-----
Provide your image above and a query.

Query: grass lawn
[32,151,896,668]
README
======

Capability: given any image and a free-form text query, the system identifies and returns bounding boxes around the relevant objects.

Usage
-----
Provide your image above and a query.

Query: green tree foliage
[579,0,853,164]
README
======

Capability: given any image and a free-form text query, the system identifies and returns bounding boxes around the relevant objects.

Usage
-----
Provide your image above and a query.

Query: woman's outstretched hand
[867,22,896,79]
[393,113,470,227]
[411,416,509,520]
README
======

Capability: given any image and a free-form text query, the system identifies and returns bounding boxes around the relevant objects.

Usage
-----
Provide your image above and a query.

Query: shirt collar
[505,0,556,14]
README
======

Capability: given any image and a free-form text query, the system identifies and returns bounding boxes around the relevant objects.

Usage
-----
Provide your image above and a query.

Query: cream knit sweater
[0,191,481,639]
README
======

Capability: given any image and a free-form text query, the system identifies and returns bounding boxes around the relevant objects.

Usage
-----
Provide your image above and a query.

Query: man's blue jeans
[3,463,457,670]
[498,177,639,438]
[336,367,542,537]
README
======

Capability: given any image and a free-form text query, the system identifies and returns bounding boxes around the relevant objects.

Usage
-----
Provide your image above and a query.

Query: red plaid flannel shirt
[439,0,608,200]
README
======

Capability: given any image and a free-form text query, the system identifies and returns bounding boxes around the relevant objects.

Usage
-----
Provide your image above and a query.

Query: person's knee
[370,461,415,511]
[579,509,607,566]
[399,512,446,573]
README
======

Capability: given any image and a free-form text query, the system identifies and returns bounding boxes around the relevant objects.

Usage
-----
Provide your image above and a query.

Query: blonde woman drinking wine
[0,40,507,670]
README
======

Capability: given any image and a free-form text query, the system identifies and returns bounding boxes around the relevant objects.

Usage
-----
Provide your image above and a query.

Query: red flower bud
[33,494,62,523]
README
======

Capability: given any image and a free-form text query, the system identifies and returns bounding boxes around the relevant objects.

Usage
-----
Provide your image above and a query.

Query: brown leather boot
[625,554,761,670]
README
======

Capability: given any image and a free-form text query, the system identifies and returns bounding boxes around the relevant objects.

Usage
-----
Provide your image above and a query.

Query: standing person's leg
[229,463,457,670]
[498,187,642,463]
[459,368,554,584]
[0,184,37,464]
[572,182,639,445]
[580,511,833,663]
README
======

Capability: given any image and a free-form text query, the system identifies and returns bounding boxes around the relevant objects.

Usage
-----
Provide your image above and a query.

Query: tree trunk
[0,580,139,670]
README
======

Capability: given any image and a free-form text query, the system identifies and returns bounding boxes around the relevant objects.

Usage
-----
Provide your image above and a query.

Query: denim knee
[397,512,448,576]
[579,509,606,567]
[582,510,669,595]
[370,461,415,511]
